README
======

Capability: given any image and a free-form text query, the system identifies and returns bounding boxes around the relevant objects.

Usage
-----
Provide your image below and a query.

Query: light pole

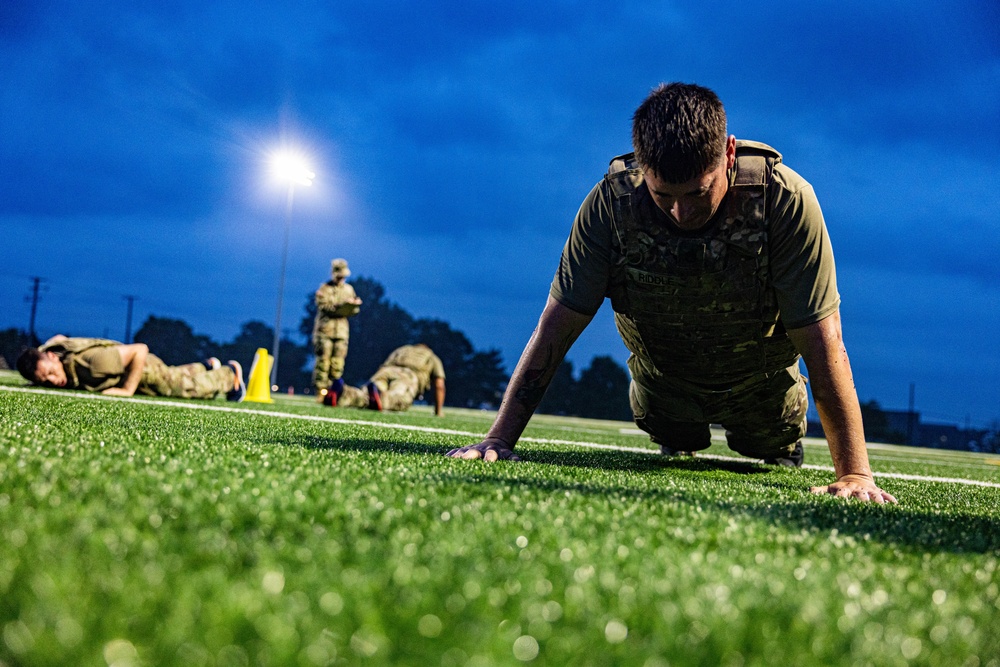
[122,294,137,343]
[270,151,314,388]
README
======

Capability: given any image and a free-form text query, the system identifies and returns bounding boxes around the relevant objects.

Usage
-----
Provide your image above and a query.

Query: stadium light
[268,149,315,389]
[271,150,315,187]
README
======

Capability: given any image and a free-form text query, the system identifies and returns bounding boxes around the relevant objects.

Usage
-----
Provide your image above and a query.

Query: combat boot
[324,378,344,407]
[225,361,246,403]
[763,441,804,467]
[366,382,383,411]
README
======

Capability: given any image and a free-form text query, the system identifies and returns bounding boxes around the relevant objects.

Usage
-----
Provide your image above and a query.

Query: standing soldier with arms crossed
[312,258,362,404]
[447,82,896,504]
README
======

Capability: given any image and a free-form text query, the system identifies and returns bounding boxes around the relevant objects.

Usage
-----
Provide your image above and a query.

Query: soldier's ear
[725,135,737,169]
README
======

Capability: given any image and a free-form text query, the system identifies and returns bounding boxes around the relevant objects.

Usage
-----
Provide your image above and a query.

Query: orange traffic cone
[243,348,274,403]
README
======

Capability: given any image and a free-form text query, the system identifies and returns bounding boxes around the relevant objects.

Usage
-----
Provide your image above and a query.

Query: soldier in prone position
[336,344,446,417]
[17,335,245,401]
[446,82,896,504]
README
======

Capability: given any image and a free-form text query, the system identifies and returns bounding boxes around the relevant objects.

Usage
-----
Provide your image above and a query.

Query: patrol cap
[331,258,351,278]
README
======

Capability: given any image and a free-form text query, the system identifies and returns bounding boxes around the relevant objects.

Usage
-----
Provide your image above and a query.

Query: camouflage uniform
[39,337,235,399]
[551,142,840,458]
[312,259,360,395]
[339,344,446,411]
[138,356,236,399]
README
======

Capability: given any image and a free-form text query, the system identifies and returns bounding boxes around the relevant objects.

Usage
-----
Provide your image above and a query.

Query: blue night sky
[2,2,999,428]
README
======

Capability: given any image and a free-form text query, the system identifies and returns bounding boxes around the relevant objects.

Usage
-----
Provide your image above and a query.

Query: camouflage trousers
[312,335,348,392]
[137,355,235,399]
[339,365,421,412]
[629,362,808,458]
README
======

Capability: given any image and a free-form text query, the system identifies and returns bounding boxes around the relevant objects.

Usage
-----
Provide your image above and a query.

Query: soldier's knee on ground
[643,421,713,452]
[629,380,711,452]
[725,428,801,459]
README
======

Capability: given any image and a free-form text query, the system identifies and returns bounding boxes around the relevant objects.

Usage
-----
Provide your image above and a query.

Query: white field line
[4,385,1000,489]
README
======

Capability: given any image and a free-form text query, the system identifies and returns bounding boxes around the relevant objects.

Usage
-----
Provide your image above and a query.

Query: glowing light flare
[270,150,315,186]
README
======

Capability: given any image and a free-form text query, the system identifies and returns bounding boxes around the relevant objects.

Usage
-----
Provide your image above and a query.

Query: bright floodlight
[271,150,315,186]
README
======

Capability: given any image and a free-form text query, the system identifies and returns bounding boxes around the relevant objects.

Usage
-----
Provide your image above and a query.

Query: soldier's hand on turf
[810,474,897,504]
[446,438,520,462]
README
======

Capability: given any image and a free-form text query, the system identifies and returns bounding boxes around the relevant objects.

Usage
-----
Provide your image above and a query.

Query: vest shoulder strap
[608,152,638,174]
[40,337,118,356]
[733,141,781,188]
[734,140,782,162]
[733,153,767,187]
[606,152,643,198]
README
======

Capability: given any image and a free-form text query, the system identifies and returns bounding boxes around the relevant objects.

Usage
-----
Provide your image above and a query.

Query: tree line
[0,276,633,419]
[124,276,510,409]
[9,297,998,442]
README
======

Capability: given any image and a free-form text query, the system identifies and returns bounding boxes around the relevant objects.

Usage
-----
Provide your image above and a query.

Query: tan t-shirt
[550,159,841,330]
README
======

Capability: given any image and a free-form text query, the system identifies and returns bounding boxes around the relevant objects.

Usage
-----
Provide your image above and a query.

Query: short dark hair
[631,82,728,183]
[16,347,43,383]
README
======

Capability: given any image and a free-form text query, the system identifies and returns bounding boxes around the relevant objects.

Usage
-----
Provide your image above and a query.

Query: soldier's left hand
[810,474,897,504]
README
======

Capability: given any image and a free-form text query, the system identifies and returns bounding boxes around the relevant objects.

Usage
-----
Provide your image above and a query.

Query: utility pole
[122,295,137,343]
[271,184,294,388]
[25,276,47,343]
[907,382,916,447]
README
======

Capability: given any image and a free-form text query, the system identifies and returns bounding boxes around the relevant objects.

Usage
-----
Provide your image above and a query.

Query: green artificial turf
[1,379,998,667]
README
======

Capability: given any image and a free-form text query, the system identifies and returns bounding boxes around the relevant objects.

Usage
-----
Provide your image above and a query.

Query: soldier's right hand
[446,438,520,461]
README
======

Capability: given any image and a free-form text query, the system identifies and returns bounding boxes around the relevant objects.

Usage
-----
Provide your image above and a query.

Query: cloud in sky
[2,0,999,426]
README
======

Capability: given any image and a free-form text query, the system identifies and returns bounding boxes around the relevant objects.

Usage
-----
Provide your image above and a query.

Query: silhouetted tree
[212,320,310,391]
[297,277,507,406]
[575,355,632,421]
[458,350,508,409]
[0,328,36,370]
[333,276,414,385]
[413,317,507,408]
[273,335,311,393]
[134,316,216,365]
[536,360,578,416]
[299,290,317,340]
[216,321,274,372]
[984,421,1000,454]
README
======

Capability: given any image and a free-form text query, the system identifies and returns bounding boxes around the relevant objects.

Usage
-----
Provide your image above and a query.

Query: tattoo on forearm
[513,336,573,411]
[514,376,548,410]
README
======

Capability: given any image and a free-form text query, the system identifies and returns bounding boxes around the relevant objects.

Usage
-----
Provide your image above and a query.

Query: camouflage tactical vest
[606,141,800,383]
[383,344,441,390]
[39,337,120,391]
